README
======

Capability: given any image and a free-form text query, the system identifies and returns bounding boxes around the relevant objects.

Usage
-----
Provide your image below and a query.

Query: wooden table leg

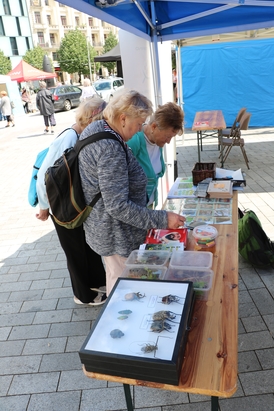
[211,396,219,411]
[220,129,224,168]
[123,384,134,411]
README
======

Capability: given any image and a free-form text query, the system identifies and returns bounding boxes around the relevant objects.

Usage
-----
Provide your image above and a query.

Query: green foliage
[102,32,118,75]
[57,29,96,79]
[23,46,48,70]
[0,50,12,75]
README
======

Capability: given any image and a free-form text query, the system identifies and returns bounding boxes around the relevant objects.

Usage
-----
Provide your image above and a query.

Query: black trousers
[51,216,106,303]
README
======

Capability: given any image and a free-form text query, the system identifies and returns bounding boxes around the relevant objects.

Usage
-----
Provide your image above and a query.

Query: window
[0,17,5,36]
[88,18,93,27]
[34,12,41,24]
[47,15,51,25]
[26,37,30,50]
[50,33,55,45]
[19,0,24,15]
[61,16,67,25]
[92,34,95,43]
[10,37,18,55]
[52,52,58,60]
[3,0,11,15]
[16,17,21,36]
[75,17,80,26]
[37,31,45,45]
[45,0,49,5]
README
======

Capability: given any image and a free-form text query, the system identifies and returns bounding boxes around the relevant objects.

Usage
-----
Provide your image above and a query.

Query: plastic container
[170,250,213,269]
[125,250,170,267]
[121,265,167,280]
[192,225,218,249]
[164,267,214,300]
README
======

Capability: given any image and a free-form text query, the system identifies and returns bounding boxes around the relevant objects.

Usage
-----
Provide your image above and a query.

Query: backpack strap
[74,131,129,208]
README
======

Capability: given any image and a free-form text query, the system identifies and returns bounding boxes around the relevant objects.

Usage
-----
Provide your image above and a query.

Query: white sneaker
[74,294,107,306]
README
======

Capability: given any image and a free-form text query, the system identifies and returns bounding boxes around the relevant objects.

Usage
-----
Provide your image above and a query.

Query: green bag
[238,208,274,268]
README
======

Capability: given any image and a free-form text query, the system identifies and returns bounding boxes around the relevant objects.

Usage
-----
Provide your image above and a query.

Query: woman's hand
[36,209,50,221]
[166,212,186,229]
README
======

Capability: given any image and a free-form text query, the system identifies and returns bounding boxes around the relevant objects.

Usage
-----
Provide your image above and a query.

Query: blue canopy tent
[59,0,274,105]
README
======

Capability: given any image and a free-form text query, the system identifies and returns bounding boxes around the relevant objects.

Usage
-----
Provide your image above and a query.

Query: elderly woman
[127,102,184,208]
[80,78,96,102]
[78,90,186,296]
[36,96,107,306]
[0,91,15,127]
[36,81,56,134]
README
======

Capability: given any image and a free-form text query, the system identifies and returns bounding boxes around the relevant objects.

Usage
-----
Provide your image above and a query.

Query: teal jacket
[127,131,165,207]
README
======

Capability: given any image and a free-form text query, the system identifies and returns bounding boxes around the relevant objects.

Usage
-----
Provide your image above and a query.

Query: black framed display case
[79,278,195,385]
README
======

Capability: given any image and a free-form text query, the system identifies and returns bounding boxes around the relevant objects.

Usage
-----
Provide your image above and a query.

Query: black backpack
[45,131,127,229]
[238,208,274,268]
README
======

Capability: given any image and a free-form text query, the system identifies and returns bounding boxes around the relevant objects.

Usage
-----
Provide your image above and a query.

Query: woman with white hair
[0,91,15,127]
[36,81,56,134]
[80,78,96,102]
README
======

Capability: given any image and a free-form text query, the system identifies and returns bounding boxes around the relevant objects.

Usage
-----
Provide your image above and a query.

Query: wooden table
[83,193,238,411]
[192,110,226,167]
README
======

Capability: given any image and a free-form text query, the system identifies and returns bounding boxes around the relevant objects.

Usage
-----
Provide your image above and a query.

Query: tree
[58,29,96,81]
[102,32,118,75]
[24,46,48,70]
[0,50,12,75]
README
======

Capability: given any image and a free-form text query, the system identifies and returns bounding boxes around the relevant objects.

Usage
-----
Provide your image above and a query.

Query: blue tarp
[181,38,274,128]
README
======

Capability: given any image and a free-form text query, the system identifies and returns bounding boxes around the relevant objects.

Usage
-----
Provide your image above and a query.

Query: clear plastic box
[125,250,170,267]
[122,265,167,280]
[170,250,213,269]
[192,225,218,249]
[164,267,213,300]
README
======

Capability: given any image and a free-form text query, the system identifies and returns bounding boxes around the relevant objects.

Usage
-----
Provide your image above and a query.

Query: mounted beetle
[160,294,184,305]
[152,310,180,323]
[150,320,175,333]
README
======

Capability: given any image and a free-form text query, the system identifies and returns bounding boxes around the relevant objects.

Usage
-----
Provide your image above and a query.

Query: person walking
[36,81,56,134]
[78,90,186,296]
[21,88,31,113]
[36,96,107,306]
[127,102,184,208]
[80,78,96,102]
[0,91,15,127]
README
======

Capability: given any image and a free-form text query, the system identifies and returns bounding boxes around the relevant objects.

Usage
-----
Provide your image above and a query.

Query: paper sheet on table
[215,167,244,181]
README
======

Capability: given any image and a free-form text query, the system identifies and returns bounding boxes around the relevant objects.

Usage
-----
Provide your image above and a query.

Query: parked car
[49,85,82,111]
[93,77,124,102]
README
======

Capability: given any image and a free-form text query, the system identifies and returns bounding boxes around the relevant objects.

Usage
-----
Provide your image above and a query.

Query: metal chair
[221,107,247,138]
[219,112,251,169]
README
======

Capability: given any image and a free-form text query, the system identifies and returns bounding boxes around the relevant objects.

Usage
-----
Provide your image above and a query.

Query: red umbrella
[7,60,56,82]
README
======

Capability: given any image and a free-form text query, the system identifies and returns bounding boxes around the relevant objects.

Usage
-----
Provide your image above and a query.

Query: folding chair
[219,112,251,169]
[220,107,247,138]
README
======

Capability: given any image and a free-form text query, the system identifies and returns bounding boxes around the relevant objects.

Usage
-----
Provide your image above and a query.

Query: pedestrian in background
[127,102,184,208]
[80,78,96,102]
[36,81,56,134]
[21,88,31,113]
[0,91,15,127]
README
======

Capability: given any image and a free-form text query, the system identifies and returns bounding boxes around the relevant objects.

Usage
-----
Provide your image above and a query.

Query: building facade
[27,0,119,83]
[0,0,33,68]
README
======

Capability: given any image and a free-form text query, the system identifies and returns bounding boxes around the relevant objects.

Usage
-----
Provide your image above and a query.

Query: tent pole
[150,1,162,106]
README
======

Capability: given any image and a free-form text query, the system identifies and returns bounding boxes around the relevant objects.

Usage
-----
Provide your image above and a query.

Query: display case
[79,278,195,385]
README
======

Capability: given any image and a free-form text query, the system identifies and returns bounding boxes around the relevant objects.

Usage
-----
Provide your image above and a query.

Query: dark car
[49,85,82,111]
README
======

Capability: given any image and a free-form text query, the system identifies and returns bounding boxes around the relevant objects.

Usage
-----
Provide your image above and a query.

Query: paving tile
[0,395,30,411]
[58,370,107,391]
[72,307,100,322]
[39,352,81,372]
[20,298,58,313]
[0,340,25,357]
[0,312,35,327]
[240,268,265,289]
[18,270,51,281]
[238,330,274,352]
[238,351,262,372]
[49,321,91,338]
[239,369,274,395]
[27,391,81,411]
[0,273,20,283]
[9,324,50,340]
[30,278,64,290]
[23,337,67,355]
[66,335,86,352]
[249,288,274,315]
[0,326,12,341]
[8,372,60,395]
[81,385,133,411]
[33,309,72,324]
[0,355,41,375]
[0,301,22,314]
[134,385,189,408]
[241,315,268,332]
[0,281,32,293]
[164,402,210,411]
[0,375,12,396]
[42,287,72,300]
[263,314,274,334]
[256,347,274,370]
[8,290,44,302]
[219,394,274,411]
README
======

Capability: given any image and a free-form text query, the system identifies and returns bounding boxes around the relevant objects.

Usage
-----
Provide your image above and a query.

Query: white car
[93,77,124,102]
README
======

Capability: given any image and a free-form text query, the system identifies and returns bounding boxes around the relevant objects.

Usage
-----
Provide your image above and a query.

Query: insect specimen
[152,310,179,323]
[160,294,183,305]
[110,329,124,339]
[118,310,132,315]
[150,320,174,333]
[124,292,145,301]
[118,315,128,320]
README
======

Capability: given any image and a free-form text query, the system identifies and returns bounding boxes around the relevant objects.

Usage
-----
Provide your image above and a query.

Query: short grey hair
[39,81,47,89]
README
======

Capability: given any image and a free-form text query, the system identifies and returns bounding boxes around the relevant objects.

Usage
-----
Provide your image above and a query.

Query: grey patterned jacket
[78,120,168,258]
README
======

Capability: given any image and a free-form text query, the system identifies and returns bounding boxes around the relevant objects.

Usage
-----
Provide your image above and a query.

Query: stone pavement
[0,111,274,411]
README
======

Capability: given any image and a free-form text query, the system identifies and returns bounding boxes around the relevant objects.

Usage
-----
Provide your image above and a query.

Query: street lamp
[86,36,92,80]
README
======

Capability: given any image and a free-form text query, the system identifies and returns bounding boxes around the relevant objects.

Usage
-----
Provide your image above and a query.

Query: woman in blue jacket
[127,102,184,208]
